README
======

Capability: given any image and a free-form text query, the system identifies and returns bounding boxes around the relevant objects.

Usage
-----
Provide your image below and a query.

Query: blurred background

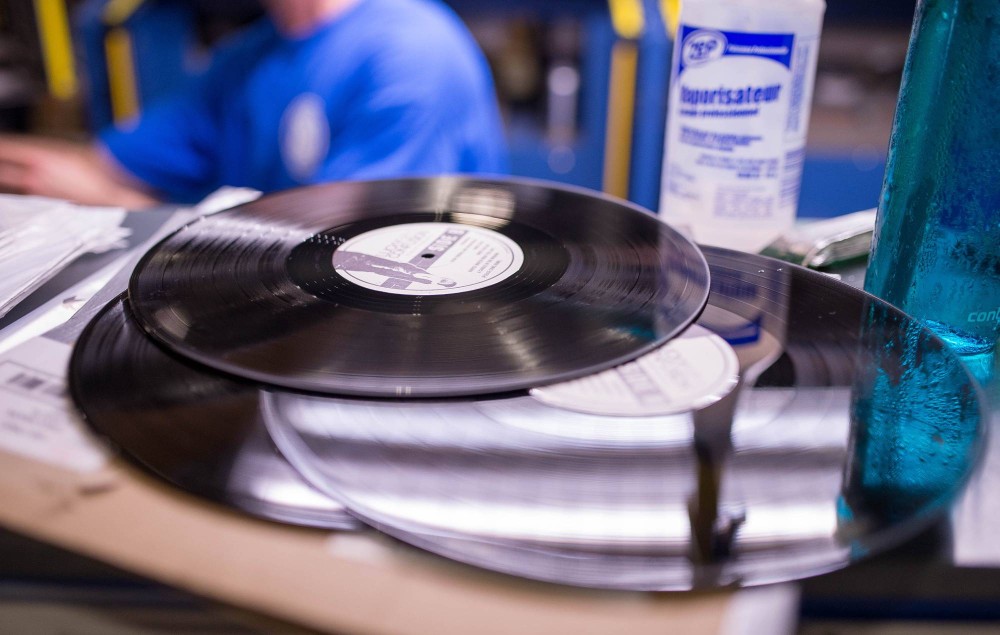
[1,0,916,217]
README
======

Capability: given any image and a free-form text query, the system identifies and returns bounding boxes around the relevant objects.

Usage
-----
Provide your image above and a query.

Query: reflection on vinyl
[128,177,710,397]
[527,325,740,419]
[263,326,738,454]
[68,295,359,530]
[264,248,986,590]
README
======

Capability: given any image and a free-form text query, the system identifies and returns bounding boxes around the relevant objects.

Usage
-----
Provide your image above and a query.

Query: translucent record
[264,325,738,452]
[69,294,360,530]
[128,177,709,397]
[264,248,987,590]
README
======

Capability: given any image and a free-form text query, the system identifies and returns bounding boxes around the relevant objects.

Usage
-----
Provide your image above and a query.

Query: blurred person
[0,0,507,208]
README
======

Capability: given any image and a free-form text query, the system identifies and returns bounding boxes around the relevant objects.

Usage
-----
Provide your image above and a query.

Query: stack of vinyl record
[69,177,987,591]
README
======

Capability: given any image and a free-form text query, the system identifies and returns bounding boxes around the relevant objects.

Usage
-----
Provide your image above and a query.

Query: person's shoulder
[375,0,470,32]
[355,0,488,83]
[349,0,481,61]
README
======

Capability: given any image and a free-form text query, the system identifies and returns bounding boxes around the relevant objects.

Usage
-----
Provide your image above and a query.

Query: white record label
[530,325,740,417]
[332,222,524,296]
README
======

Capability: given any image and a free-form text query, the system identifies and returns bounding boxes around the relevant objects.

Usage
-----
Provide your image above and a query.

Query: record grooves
[127,177,710,397]
[69,294,359,530]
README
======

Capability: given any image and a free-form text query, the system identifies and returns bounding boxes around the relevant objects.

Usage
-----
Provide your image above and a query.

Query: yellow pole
[602,42,638,199]
[32,0,78,100]
[101,0,147,124]
[602,0,644,198]
[102,0,146,25]
[660,0,681,37]
[104,27,141,123]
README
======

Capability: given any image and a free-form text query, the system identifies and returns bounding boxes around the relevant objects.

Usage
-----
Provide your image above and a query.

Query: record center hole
[421,253,435,259]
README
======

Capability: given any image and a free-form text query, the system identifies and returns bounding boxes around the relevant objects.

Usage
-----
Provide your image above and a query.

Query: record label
[332,222,524,295]
[528,325,739,417]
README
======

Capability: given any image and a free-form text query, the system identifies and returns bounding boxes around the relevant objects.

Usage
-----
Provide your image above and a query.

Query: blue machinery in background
[72,0,678,211]
[461,0,677,211]
[75,0,197,128]
[74,0,262,128]
[58,0,887,217]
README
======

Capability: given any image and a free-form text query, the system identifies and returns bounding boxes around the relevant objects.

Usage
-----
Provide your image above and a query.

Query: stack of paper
[0,195,131,319]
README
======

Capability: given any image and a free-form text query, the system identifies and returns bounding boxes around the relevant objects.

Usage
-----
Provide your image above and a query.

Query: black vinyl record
[128,177,709,397]
[68,294,360,530]
[263,248,988,590]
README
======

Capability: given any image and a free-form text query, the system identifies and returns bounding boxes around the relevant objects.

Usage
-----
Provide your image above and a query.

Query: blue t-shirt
[100,0,508,203]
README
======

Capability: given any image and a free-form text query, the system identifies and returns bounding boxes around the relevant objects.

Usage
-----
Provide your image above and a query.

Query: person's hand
[0,134,160,209]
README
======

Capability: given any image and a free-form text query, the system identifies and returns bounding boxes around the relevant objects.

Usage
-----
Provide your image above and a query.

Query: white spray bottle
[659,0,826,252]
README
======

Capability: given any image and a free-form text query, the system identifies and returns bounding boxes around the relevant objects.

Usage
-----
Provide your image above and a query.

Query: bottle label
[678,28,794,75]
[661,23,819,250]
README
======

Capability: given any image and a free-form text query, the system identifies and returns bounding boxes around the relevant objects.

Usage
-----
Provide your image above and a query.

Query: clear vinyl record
[263,247,987,590]
[68,294,360,530]
[128,177,710,397]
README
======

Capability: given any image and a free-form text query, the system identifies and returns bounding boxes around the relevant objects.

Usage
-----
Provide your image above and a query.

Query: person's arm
[98,21,276,204]
[0,134,160,208]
